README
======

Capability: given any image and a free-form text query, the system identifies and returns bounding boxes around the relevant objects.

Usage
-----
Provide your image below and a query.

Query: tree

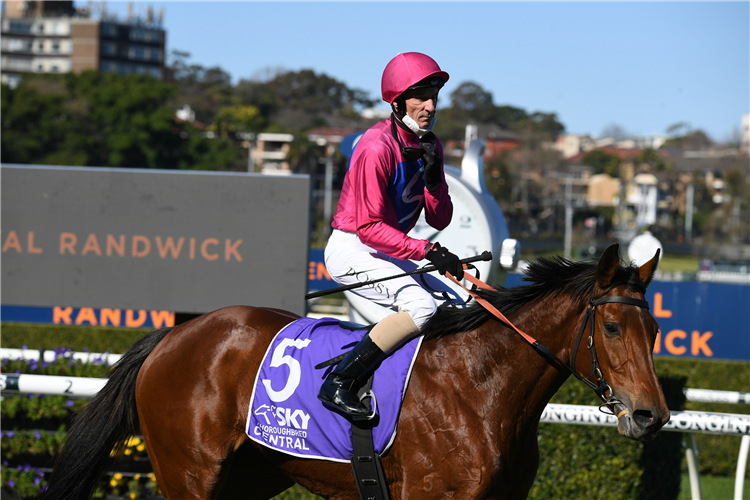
[449,81,495,123]
[663,122,713,150]
[581,150,621,177]
[165,50,234,125]
[234,69,376,131]
[209,104,264,140]
[494,105,528,129]
[510,111,565,140]
[637,148,671,172]
[600,123,629,141]
[1,78,71,164]
[484,155,514,212]
[670,130,713,150]
[435,81,565,142]
[1,71,240,170]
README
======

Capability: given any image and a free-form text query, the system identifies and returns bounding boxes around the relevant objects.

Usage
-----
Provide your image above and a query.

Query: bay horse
[44,243,669,500]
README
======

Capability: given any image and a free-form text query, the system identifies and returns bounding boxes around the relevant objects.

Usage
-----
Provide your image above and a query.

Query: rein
[445,270,650,418]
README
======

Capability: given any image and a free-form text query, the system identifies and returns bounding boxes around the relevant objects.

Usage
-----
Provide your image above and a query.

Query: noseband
[448,272,650,416]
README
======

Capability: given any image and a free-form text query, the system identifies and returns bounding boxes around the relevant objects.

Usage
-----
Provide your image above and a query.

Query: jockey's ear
[595,243,620,291]
[638,249,660,289]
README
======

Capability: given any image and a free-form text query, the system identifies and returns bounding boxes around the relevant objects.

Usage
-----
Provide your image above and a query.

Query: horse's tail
[43,327,172,500]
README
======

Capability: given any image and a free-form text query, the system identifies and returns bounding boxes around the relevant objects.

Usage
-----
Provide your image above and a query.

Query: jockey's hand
[421,141,441,192]
[426,243,464,280]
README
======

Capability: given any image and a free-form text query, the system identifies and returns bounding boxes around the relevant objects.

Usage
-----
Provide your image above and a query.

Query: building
[253,133,295,174]
[551,133,666,160]
[587,173,620,207]
[1,1,165,88]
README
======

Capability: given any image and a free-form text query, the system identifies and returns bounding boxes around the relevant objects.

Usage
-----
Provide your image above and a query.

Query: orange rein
[445,265,632,420]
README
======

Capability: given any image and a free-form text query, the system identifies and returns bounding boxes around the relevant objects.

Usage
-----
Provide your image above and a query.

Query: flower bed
[1,347,160,498]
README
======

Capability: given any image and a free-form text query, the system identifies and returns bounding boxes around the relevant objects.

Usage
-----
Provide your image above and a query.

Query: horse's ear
[638,248,660,289]
[595,243,621,290]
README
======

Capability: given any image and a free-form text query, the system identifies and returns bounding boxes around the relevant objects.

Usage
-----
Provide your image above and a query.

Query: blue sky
[92,1,748,142]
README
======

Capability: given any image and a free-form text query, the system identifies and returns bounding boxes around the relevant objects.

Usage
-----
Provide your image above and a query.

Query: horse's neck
[452,299,583,429]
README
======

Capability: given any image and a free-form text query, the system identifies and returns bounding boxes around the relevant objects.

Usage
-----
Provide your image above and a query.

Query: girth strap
[350,375,391,500]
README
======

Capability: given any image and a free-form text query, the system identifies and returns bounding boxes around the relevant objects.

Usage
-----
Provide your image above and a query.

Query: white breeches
[324,229,462,330]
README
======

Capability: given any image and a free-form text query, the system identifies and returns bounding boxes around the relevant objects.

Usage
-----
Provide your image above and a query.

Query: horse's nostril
[632,409,656,427]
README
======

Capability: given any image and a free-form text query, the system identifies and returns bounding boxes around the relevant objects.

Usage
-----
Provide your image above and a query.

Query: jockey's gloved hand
[426,242,464,280]
[420,138,441,192]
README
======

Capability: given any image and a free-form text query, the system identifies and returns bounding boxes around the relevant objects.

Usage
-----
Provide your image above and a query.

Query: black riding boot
[318,335,386,419]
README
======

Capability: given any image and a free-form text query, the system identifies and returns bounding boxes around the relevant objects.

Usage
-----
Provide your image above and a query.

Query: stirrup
[352,390,378,421]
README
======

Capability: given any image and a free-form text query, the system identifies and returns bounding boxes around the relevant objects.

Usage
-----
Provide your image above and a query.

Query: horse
[44,243,669,500]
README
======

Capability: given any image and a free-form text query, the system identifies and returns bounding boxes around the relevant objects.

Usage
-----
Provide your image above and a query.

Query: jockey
[318,52,464,419]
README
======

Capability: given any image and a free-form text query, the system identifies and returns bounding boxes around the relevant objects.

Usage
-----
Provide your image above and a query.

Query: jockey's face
[402,86,439,129]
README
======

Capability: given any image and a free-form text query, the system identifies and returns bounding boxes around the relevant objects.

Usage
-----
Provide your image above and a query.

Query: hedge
[2,323,749,499]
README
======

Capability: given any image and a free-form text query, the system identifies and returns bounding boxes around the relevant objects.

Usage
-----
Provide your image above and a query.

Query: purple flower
[21,345,28,350]
[66,400,74,407]
[42,362,49,368]
[69,360,75,367]
[2,460,8,466]
[8,480,15,488]
[6,431,14,438]
[23,464,31,473]
[34,477,41,485]
[14,369,20,374]
[83,347,89,352]
[34,431,42,439]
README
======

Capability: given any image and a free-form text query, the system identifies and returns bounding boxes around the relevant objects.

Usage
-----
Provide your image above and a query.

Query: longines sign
[1,165,310,316]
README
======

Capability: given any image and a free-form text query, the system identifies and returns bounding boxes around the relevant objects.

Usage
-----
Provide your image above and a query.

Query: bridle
[568,284,650,416]
[447,271,650,417]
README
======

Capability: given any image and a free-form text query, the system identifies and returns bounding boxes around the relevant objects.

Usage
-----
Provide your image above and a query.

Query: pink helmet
[381,52,450,104]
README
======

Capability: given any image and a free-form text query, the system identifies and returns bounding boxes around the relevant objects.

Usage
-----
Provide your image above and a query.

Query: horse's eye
[604,322,621,336]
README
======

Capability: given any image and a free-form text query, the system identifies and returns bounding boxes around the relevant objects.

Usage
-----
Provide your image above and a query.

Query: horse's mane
[421,255,644,340]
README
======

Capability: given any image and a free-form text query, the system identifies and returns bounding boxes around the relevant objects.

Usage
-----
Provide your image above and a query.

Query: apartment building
[1,1,165,88]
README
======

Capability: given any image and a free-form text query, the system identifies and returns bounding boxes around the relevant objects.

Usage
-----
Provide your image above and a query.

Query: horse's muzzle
[618,406,670,441]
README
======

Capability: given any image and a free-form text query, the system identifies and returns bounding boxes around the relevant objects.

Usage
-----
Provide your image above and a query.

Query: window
[130,28,148,42]
[8,21,33,34]
[101,42,117,56]
[3,57,33,71]
[128,46,145,60]
[4,38,32,52]
[101,23,118,38]
[52,41,60,53]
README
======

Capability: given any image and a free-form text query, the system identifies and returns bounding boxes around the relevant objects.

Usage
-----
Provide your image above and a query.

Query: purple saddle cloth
[245,316,422,463]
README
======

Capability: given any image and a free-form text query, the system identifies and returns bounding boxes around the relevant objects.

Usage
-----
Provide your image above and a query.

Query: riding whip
[305,251,492,300]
